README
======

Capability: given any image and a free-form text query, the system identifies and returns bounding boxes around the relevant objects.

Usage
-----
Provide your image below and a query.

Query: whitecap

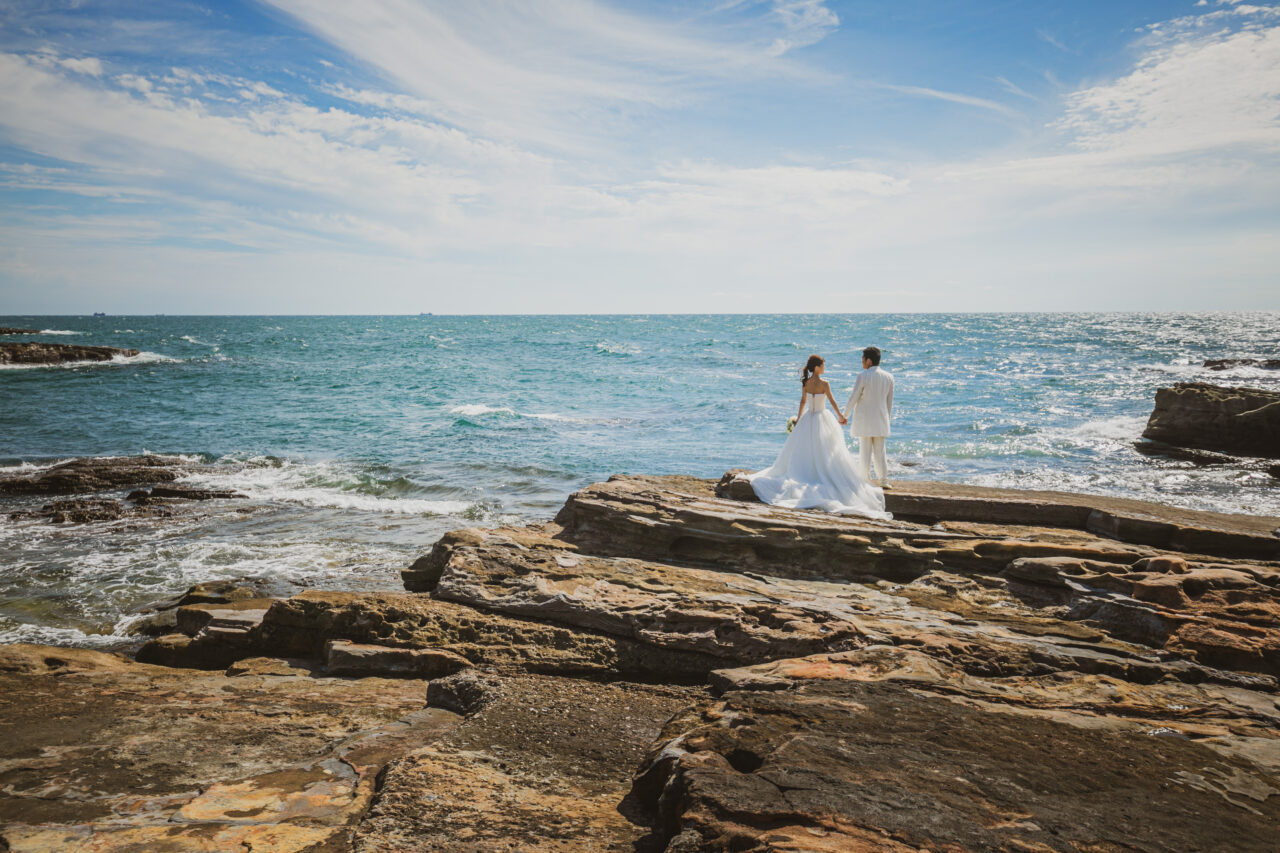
[451,404,516,417]
[39,329,82,335]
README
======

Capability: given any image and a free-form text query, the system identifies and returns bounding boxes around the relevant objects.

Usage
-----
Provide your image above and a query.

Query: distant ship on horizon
[93,312,106,316]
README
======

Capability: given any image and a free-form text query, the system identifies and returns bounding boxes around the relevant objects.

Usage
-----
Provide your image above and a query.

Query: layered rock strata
[5,473,1280,851]
[1143,382,1280,458]
[0,341,139,365]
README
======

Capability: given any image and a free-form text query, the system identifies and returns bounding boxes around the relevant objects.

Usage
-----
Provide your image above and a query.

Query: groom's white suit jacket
[846,366,894,437]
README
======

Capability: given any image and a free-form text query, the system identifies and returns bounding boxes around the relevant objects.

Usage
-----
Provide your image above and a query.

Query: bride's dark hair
[801,354,824,386]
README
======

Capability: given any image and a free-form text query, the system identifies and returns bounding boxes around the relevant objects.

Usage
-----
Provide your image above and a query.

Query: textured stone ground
[3,472,1279,852]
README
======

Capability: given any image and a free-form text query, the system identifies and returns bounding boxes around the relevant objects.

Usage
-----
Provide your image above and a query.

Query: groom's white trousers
[857,436,888,485]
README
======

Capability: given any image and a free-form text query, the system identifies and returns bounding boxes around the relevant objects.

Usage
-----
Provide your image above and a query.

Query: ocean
[2,312,1277,649]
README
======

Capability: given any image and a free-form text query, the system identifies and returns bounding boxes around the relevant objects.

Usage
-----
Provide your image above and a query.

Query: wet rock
[1143,382,1280,459]
[7,496,183,524]
[0,455,184,496]
[1133,438,1242,466]
[0,341,139,364]
[1205,357,1280,371]
[127,484,246,502]
[324,639,472,678]
[0,327,39,334]
[1269,463,1280,480]
[0,643,459,851]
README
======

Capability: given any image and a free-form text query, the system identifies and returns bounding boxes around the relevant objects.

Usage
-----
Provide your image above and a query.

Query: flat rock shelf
[3,473,1280,852]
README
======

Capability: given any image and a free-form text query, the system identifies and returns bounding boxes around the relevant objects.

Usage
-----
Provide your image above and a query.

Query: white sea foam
[1062,415,1148,444]
[179,461,474,516]
[0,622,126,649]
[595,342,640,356]
[39,329,81,335]
[449,404,611,425]
[451,404,516,417]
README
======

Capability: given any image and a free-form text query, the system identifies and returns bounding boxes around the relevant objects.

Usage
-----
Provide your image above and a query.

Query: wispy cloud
[258,0,832,151]
[875,83,1020,118]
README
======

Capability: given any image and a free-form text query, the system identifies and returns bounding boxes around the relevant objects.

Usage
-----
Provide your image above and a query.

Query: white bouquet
[786,415,798,434]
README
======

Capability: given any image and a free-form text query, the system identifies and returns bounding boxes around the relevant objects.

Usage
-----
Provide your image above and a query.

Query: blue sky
[0,0,1277,313]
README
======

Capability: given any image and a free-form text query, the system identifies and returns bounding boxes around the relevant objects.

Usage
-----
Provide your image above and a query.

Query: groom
[843,346,894,489]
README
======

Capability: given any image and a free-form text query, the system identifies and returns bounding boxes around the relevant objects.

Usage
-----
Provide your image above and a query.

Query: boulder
[0,341,139,364]
[1143,382,1280,458]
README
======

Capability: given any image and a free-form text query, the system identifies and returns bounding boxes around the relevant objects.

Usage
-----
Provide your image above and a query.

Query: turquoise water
[2,313,1277,647]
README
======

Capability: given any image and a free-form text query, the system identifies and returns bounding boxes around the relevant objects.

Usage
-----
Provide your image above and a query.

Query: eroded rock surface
[1143,382,1280,459]
[0,644,459,853]
[634,646,1280,852]
[0,341,139,365]
[0,327,39,335]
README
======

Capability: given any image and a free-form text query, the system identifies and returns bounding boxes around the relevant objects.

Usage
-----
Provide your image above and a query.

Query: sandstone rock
[225,656,316,677]
[0,341,139,364]
[0,455,183,496]
[1143,382,1280,458]
[1205,357,1280,371]
[0,642,461,851]
[634,645,1280,852]
[721,470,1280,561]
[324,639,472,678]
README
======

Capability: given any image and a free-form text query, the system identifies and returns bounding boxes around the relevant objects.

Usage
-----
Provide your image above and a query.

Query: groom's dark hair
[863,346,881,366]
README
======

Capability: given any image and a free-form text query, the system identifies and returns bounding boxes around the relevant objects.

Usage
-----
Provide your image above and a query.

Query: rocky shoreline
[0,341,140,365]
[3,469,1279,851]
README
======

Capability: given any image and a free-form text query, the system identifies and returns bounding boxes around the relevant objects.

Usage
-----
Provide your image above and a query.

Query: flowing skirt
[748,408,891,519]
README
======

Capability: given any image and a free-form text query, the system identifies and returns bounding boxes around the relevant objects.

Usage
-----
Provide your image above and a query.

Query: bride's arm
[825,386,846,424]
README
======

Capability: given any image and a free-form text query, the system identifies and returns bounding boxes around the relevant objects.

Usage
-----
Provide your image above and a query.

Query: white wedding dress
[749,392,891,519]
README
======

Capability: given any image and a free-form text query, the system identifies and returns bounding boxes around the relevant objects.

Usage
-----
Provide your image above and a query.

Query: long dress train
[748,392,891,519]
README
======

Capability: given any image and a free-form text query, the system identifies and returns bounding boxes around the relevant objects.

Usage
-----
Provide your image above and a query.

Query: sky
[0,0,1277,314]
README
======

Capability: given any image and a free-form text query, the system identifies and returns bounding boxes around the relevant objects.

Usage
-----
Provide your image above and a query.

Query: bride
[748,354,891,519]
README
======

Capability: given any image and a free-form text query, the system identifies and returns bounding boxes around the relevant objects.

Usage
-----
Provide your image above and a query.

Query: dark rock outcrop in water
[0,341,139,364]
[1143,381,1280,458]
[1205,357,1280,371]
[5,474,1280,851]
[0,327,39,335]
[0,455,185,496]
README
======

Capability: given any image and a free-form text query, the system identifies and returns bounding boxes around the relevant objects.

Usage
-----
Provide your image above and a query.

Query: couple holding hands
[749,347,895,520]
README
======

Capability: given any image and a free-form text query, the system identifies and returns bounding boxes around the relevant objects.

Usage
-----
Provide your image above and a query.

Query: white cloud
[57,55,102,76]
[0,3,1277,311]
